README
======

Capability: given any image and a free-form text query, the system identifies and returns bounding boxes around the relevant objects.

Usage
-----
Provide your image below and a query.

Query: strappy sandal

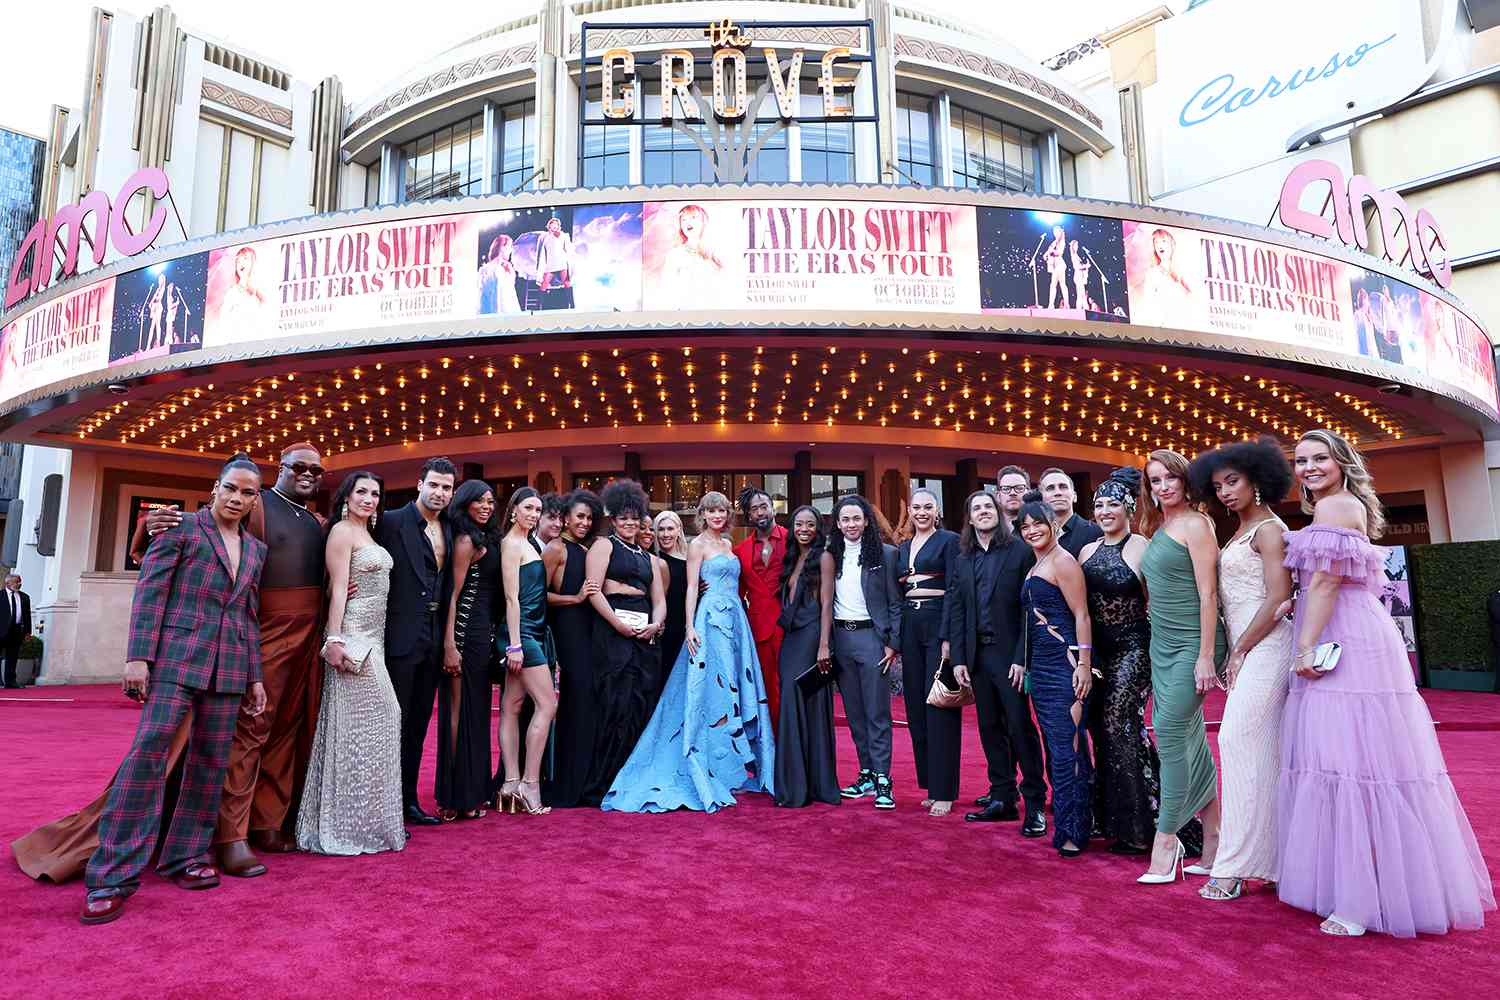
[1199,877,1243,901]
[1319,915,1367,937]
[927,801,952,817]
[517,780,551,816]
[495,779,520,815]
[437,808,459,823]
[461,806,487,820]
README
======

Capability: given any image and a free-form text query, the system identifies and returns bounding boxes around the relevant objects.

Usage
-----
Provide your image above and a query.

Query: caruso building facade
[2,0,1496,684]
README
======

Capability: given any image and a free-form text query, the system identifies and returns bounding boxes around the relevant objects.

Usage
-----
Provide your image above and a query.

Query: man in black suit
[1,574,33,688]
[948,490,1048,836]
[1039,467,1103,558]
[372,457,456,826]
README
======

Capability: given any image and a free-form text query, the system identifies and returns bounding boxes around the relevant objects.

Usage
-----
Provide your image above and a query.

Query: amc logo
[1277,159,1451,289]
[4,168,172,311]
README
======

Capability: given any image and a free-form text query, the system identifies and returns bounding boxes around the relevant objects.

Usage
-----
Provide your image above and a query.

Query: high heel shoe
[517,780,551,816]
[1199,877,1242,900]
[1136,840,1185,884]
[495,779,520,815]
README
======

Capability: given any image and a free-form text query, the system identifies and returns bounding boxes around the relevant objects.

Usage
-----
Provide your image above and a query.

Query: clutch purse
[1309,641,1342,673]
[927,658,975,710]
[796,658,839,695]
[614,609,649,632]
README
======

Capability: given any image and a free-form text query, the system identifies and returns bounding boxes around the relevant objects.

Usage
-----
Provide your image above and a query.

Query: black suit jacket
[833,542,902,649]
[373,502,454,663]
[1,589,32,644]
[1059,513,1104,559]
[947,536,1034,671]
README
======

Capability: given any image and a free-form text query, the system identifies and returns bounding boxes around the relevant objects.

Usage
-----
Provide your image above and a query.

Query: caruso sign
[4,168,173,311]
[1277,159,1452,289]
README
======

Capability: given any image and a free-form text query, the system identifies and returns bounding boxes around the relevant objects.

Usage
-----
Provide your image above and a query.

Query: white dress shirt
[833,545,870,621]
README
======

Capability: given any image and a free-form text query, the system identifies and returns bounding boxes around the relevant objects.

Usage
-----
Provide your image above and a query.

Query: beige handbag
[926,658,975,710]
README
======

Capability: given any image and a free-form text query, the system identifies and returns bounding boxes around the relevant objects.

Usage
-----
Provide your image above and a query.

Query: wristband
[506,644,523,654]
[322,636,345,648]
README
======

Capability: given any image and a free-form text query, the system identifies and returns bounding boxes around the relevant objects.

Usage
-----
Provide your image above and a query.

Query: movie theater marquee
[580,17,879,182]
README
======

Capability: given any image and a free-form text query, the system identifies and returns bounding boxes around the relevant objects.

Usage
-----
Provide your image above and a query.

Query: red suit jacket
[735,524,787,643]
[127,506,267,693]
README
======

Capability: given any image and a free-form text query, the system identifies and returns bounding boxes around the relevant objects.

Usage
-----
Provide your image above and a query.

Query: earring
[370,511,378,528]
[1254,488,1262,506]
[340,501,347,520]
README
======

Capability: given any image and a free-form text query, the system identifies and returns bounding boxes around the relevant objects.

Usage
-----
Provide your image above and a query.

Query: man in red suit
[80,456,268,925]
[734,487,786,728]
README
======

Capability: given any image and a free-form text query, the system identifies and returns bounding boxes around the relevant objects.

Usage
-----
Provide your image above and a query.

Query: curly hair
[600,478,650,521]
[1187,436,1294,512]
[449,479,502,550]
[778,505,827,601]
[540,491,569,520]
[1297,428,1386,539]
[564,489,604,544]
[826,494,883,576]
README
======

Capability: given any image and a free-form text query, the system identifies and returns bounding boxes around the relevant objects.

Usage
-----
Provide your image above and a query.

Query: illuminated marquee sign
[5,168,177,310]
[579,18,878,182]
[1276,158,1452,289]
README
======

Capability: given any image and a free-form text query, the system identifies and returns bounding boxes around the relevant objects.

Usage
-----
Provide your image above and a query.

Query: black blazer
[831,541,902,648]
[1,589,31,642]
[374,501,455,662]
[896,529,959,640]
[947,536,1035,671]
[1058,513,1104,560]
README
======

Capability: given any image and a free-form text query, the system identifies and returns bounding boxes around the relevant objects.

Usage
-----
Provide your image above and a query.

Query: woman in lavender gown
[1279,429,1494,937]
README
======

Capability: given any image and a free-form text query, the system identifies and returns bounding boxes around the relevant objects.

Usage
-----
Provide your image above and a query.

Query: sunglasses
[282,461,326,478]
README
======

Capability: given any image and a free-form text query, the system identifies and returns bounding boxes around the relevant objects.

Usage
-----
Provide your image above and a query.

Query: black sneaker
[873,773,895,810]
[840,770,875,799]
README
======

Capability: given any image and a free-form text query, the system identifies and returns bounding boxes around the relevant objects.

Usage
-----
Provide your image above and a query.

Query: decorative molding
[570,25,863,54]
[1042,38,1103,72]
[345,43,538,136]
[201,79,293,129]
[893,35,1104,130]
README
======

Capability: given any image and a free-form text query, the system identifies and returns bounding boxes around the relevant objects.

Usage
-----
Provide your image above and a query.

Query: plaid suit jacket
[127,506,267,693]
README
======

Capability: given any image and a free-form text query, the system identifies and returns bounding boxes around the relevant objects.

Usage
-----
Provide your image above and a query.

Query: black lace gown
[436,542,497,814]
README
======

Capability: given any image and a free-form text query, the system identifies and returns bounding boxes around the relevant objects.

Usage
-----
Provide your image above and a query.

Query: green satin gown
[1139,530,1225,835]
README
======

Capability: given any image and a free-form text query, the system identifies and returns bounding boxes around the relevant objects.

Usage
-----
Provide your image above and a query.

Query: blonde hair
[652,509,687,557]
[696,491,733,534]
[1138,448,1191,537]
[1296,429,1386,539]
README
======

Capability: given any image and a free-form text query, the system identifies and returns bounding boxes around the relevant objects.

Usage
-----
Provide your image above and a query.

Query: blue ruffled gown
[602,554,776,812]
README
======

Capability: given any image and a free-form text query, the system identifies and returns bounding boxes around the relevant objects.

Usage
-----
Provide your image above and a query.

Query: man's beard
[755,517,773,532]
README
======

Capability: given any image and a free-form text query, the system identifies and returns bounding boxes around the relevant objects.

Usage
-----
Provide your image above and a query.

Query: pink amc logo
[1276,159,1451,289]
[4,168,173,311]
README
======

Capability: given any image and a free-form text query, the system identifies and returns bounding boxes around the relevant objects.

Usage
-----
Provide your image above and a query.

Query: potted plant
[17,634,42,686]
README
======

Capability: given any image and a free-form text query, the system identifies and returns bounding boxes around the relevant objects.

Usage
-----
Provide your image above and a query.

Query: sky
[0,0,1156,138]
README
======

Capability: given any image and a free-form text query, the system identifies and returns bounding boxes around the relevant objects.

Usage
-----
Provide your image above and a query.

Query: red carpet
[2,684,1498,999]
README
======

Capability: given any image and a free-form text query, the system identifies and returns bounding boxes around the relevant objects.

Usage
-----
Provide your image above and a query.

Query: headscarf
[1094,466,1141,511]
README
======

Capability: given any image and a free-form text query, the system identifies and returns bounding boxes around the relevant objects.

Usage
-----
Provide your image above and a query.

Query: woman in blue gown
[602,491,776,813]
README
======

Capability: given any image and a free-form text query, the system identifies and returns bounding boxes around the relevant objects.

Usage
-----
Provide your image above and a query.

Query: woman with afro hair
[1186,437,1295,900]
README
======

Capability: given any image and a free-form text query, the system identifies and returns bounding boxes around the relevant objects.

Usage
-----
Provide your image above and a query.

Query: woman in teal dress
[497,487,558,816]
[602,491,776,813]
[1136,449,1224,884]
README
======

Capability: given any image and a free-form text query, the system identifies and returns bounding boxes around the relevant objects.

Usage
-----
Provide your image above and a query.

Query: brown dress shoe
[172,862,223,889]
[218,841,267,878]
[248,828,298,854]
[80,893,127,925]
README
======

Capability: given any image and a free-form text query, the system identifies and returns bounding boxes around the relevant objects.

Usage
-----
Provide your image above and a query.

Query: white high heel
[1137,839,1185,884]
[1184,861,1214,876]
[1319,915,1367,937]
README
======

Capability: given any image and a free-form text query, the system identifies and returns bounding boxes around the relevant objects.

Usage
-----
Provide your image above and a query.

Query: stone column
[535,0,566,189]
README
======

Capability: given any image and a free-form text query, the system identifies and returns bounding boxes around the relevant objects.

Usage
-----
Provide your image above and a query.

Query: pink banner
[0,279,114,403]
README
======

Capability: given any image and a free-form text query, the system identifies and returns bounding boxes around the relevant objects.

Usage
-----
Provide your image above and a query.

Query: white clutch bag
[1309,641,1342,673]
[614,609,650,632]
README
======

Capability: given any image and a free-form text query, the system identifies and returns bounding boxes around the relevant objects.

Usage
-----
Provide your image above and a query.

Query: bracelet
[505,644,523,654]
[1074,643,1092,651]
[322,636,345,648]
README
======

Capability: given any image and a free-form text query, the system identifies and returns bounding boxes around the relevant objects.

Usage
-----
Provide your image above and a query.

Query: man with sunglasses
[144,443,329,878]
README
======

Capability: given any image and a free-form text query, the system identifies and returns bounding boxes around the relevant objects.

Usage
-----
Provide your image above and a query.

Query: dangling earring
[1152,494,1160,509]
[370,510,378,528]
[1254,488,1262,506]
[340,501,347,520]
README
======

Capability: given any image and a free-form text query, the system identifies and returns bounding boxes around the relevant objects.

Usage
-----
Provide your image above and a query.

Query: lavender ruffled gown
[1278,525,1494,936]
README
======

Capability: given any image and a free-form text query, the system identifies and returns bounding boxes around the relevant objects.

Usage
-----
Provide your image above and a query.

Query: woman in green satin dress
[1137,449,1224,883]
[497,487,559,816]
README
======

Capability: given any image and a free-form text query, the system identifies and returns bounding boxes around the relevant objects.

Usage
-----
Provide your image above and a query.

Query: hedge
[1409,540,1500,673]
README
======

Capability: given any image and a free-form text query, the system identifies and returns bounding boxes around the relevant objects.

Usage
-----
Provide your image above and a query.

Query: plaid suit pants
[85,679,241,891]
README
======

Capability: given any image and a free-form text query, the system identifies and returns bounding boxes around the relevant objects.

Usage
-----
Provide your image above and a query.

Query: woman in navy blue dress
[1015,491,1095,857]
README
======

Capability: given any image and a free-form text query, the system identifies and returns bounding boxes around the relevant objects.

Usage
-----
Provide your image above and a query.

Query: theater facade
[2,0,1496,683]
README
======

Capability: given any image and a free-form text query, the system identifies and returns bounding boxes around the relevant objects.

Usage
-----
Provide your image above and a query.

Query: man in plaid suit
[81,458,268,925]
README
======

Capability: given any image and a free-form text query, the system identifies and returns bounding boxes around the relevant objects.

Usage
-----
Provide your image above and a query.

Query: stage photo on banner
[1347,267,1414,366]
[205,214,485,347]
[0,279,114,404]
[1122,220,1356,354]
[641,199,980,312]
[1376,544,1421,679]
[474,203,643,315]
[108,255,209,365]
[978,207,1129,321]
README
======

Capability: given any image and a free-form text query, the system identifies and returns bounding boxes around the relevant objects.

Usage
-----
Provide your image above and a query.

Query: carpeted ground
[2,684,1497,999]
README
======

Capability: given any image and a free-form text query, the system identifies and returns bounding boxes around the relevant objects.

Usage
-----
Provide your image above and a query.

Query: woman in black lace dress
[1078,469,1159,853]
[438,479,501,820]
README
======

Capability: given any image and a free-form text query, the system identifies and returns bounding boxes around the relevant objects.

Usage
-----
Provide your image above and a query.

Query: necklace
[269,486,306,518]
[612,533,644,555]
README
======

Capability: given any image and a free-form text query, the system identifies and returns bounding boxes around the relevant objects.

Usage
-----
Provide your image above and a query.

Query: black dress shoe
[1021,810,1047,838]
[404,804,442,826]
[964,800,1020,823]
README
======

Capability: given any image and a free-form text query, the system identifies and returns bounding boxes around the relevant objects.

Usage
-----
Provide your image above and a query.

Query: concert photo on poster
[978,208,1129,321]
[108,253,209,364]
[475,203,642,315]
[1347,268,1412,367]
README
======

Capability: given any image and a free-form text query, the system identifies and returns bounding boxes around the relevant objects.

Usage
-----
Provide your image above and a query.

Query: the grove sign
[1276,158,1452,289]
[4,168,172,311]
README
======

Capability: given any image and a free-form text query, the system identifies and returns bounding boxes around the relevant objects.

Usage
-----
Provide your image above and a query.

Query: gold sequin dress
[296,544,407,855]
